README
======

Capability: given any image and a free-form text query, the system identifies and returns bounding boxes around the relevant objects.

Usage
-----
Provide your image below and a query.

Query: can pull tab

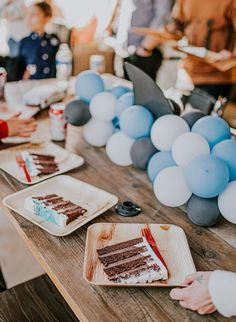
[115,201,142,217]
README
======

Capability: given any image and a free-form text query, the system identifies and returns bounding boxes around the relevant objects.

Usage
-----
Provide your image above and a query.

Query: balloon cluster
[64,69,236,228]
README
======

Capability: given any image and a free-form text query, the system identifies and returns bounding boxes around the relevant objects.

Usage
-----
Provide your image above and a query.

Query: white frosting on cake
[21,151,40,177]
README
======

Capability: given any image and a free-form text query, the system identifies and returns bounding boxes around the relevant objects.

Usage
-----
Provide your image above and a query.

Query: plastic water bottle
[56,43,72,88]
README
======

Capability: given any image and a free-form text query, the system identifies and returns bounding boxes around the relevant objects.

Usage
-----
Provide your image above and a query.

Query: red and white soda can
[49,103,67,141]
[0,67,7,100]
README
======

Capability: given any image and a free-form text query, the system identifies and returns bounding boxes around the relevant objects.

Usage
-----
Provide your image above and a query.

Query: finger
[170,288,187,300]
[197,304,216,315]
[183,272,204,285]
[11,112,22,118]
[18,132,31,137]
[179,301,189,309]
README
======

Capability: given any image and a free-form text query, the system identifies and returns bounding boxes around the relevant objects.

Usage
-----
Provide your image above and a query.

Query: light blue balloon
[112,117,120,129]
[110,86,131,99]
[116,92,134,119]
[120,105,154,139]
[75,70,105,103]
[186,155,229,198]
[192,116,231,149]
[147,151,176,182]
[212,139,236,181]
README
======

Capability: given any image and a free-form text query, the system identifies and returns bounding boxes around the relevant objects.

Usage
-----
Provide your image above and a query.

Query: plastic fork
[142,225,169,272]
[16,155,31,183]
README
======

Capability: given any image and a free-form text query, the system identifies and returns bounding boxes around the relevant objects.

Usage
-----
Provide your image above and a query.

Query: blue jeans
[8,38,20,57]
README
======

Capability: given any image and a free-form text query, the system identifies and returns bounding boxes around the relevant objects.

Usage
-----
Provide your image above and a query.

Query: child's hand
[170,272,216,315]
[7,113,37,137]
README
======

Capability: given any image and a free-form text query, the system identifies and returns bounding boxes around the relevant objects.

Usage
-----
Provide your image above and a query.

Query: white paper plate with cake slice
[0,141,84,185]
[83,223,196,287]
[3,175,118,236]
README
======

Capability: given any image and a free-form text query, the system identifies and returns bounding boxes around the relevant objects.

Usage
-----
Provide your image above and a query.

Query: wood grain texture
[0,112,236,322]
[0,275,78,322]
[84,223,196,286]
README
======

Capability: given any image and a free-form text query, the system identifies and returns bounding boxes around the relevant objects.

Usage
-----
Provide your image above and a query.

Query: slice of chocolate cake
[21,152,59,177]
[97,237,168,284]
[24,194,87,227]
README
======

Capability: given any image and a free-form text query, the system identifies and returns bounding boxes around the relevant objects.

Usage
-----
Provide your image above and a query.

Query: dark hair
[35,2,52,17]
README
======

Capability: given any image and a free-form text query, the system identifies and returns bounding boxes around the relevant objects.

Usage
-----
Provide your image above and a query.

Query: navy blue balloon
[110,86,131,98]
[186,154,229,198]
[212,139,236,181]
[75,70,105,103]
[187,195,222,227]
[147,151,176,182]
[181,110,205,128]
[116,92,134,119]
[120,105,154,139]
[192,116,231,149]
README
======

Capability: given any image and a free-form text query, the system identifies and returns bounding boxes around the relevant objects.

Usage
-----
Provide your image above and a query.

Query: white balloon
[172,133,210,167]
[218,181,236,224]
[154,166,192,207]
[89,92,116,122]
[106,131,134,166]
[151,115,190,151]
[83,118,114,147]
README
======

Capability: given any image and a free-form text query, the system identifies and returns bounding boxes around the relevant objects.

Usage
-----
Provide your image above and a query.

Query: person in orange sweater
[0,113,37,139]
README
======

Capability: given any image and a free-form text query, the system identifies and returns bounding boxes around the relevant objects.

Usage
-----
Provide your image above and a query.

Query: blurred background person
[20,1,60,80]
[114,0,174,80]
[165,0,236,99]
[0,0,29,57]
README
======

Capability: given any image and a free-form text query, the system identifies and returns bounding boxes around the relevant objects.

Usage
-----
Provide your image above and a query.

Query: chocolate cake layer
[104,255,152,276]
[99,246,147,267]
[30,153,55,160]
[32,194,58,200]
[97,238,143,256]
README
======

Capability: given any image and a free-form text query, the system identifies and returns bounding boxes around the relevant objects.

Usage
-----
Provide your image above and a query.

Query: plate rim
[2,175,119,236]
[83,222,196,287]
[0,142,85,185]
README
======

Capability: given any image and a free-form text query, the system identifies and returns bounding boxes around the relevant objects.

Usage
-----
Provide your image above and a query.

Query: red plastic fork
[142,225,169,273]
[16,155,31,183]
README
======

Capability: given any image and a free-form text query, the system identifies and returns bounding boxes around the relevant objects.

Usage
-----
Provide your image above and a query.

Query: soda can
[49,103,67,141]
[0,67,7,100]
[90,55,105,74]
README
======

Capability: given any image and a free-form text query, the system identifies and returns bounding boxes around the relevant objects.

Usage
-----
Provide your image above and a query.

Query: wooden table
[1,110,236,322]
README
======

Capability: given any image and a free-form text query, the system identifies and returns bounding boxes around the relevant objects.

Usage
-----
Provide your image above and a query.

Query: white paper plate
[0,142,84,185]
[3,175,118,236]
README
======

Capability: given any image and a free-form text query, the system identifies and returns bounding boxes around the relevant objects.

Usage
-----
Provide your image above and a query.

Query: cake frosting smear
[97,237,168,284]
[21,152,59,177]
[24,194,86,227]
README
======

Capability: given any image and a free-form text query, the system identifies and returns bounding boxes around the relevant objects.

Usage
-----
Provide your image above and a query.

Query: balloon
[172,133,210,167]
[153,166,192,207]
[116,92,134,119]
[192,116,231,149]
[147,151,176,182]
[151,115,190,151]
[186,155,229,198]
[110,85,131,98]
[181,110,205,128]
[130,138,157,170]
[212,139,236,181]
[75,70,105,103]
[89,92,116,122]
[187,195,221,227]
[83,118,114,147]
[106,131,134,166]
[64,99,91,126]
[218,181,236,224]
[120,105,154,139]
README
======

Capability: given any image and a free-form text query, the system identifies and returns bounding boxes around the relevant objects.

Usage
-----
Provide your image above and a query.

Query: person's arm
[209,270,236,318]
[0,119,9,139]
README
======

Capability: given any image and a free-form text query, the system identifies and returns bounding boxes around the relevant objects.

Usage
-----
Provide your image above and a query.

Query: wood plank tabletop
[1,110,236,322]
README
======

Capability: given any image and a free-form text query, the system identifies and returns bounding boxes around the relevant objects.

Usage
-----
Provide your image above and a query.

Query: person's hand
[136,46,153,57]
[170,272,216,315]
[217,50,234,61]
[7,113,37,137]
